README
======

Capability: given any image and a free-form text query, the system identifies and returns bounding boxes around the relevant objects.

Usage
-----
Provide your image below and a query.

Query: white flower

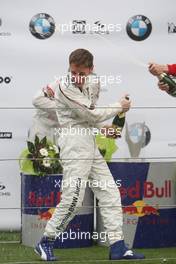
[43,157,51,167]
[39,148,48,157]
[49,146,53,150]
[53,145,59,154]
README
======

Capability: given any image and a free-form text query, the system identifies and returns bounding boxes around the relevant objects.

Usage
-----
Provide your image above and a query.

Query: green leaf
[58,163,63,173]
[99,149,106,157]
[19,148,35,174]
[33,160,40,173]
[27,153,33,159]
[96,134,118,162]
[21,159,35,174]
[35,135,40,146]
[55,153,60,159]
[40,136,47,147]
[27,141,35,153]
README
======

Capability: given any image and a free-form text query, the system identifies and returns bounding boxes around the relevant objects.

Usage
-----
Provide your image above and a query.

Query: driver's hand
[120,95,131,113]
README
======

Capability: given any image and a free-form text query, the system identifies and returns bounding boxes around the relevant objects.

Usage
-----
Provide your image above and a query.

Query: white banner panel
[0,0,176,229]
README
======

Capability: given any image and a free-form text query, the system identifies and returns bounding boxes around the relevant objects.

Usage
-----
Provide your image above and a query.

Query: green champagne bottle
[112,97,129,138]
[112,112,125,138]
[159,73,176,95]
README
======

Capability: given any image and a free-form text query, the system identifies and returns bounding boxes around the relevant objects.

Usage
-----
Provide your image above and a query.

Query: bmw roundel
[29,13,55,39]
[126,15,152,41]
[128,123,151,147]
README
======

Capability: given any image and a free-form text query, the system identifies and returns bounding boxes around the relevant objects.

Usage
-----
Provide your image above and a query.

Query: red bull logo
[123,205,138,215]
[38,208,55,220]
[28,192,62,221]
[28,191,61,207]
[119,180,171,199]
[123,200,159,217]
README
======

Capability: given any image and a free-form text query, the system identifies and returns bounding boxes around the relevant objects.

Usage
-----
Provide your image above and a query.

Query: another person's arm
[157,81,170,93]
[168,64,176,76]
[149,63,176,95]
[32,82,57,113]
[149,63,176,76]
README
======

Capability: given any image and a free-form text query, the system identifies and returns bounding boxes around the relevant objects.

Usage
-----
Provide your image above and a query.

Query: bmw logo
[126,15,152,41]
[29,13,55,39]
[128,123,151,147]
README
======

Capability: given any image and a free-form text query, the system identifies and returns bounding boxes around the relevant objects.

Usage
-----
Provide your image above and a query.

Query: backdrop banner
[0,0,176,232]
[21,174,94,248]
[97,162,176,248]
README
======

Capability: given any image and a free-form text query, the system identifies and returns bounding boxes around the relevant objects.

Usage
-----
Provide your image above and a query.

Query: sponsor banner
[0,162,21,230]
[21,174,94,248]
[1,0,176,234]
[22,214,93,248]
[98,162,176,248]
[134,208,176,248]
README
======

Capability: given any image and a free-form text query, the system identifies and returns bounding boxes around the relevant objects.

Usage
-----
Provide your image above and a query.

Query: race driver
[35,48,145,261]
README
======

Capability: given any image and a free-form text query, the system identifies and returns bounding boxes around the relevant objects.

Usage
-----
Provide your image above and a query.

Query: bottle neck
[118,112,126,118]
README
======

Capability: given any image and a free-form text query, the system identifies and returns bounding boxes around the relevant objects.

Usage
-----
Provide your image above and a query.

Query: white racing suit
[44,74,124,245]
[28,82,59,143]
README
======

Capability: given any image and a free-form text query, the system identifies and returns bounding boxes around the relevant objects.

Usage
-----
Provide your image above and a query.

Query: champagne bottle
[112,97,129,138]
[159,73,176,94]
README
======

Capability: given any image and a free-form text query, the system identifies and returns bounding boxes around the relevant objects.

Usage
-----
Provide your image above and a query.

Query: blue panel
[54,214,94,248]
[108,162,150,205]
[21,174,63,215]
[133,208,176,248]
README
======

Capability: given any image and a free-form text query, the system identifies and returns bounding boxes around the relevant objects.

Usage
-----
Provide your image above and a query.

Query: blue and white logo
[127,123,151,147]
[126,15,152,41]
[29,13,55,39]
[125,122,151,157]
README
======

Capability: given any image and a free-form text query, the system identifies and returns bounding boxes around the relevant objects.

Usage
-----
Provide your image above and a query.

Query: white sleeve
[56,84,122,124]
[32,81,58,113]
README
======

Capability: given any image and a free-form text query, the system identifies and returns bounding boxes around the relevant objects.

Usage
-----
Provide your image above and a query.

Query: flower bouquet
[19,135,62,176]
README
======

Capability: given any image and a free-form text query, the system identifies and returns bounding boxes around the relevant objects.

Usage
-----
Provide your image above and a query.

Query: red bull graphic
[142,204,159,216]
[28,191,61,208]
[108,162,176,248]
[38,208,55,220]
[123,200,159,217]
[119,180,171,200]
[123,205,138,215]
